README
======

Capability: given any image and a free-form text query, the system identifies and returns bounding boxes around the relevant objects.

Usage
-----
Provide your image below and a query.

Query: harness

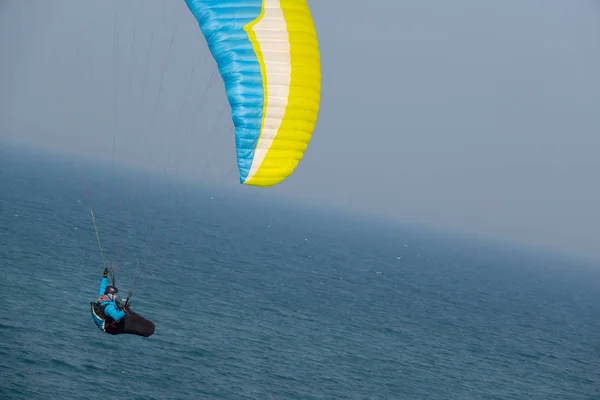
[90,301,120,333]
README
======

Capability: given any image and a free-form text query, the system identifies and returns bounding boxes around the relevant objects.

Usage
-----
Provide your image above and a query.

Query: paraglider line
[129,217,161,298]
[114,195,136,273]
[78,163,111,282]
[102,135,118,264]
[90,209,109,278]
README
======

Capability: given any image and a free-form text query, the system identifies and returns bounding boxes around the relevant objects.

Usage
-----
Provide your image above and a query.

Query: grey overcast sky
[2,0,600,260]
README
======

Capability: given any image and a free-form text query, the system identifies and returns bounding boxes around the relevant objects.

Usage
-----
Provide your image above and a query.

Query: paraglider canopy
[185,0,322,187]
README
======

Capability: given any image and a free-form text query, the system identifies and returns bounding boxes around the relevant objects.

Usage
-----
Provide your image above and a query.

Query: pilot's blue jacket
[91,277,126,331]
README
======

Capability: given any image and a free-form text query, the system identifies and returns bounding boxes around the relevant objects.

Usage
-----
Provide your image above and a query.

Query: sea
[1,145,599,400]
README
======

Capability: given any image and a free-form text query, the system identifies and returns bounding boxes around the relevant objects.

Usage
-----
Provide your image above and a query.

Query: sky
[1,0,600,261]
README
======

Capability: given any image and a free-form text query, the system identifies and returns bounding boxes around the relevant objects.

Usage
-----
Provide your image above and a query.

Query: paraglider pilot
[90,268,155,337]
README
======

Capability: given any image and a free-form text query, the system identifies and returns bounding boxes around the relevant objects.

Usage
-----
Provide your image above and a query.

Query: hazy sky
[2,0,600,260]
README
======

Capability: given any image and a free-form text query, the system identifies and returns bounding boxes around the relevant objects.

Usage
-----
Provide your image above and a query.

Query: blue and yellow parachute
[185,0,321,187]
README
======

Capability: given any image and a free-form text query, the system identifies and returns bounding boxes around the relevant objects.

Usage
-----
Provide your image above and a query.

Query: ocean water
[1,147,600,400]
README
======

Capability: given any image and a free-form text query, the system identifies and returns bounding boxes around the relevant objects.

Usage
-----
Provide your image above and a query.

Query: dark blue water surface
[1,147,599,399]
